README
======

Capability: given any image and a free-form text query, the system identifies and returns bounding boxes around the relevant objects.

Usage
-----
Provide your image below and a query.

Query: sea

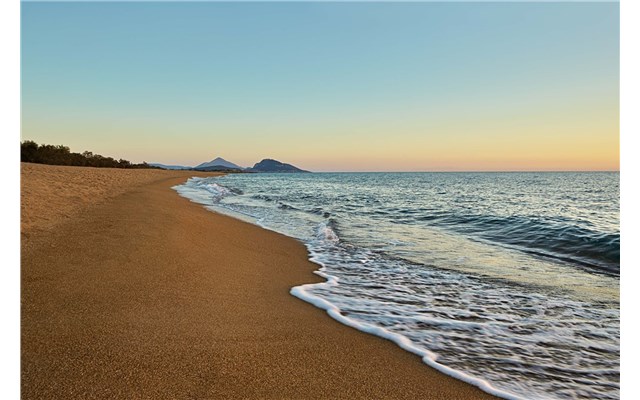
[174,172,620,400]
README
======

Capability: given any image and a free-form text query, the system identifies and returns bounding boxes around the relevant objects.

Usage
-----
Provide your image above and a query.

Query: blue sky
[21,2,619,171]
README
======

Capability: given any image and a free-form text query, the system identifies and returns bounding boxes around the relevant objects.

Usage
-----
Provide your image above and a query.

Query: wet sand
[21,162,497,399]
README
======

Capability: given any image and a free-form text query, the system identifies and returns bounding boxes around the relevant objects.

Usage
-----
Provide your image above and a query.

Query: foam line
[291,257,526,400]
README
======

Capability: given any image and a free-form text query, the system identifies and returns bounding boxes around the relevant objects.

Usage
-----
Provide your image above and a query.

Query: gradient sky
[21,2,619,172]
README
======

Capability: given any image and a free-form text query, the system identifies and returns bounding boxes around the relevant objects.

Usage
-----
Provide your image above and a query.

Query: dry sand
[21,162,498,399]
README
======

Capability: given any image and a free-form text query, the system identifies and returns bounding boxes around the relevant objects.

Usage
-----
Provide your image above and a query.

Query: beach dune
[21,163,496,399]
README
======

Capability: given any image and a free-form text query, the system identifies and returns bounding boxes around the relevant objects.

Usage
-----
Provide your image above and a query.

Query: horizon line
[306,170,621,173]
[210,168,621,173]
[19,0,621,3]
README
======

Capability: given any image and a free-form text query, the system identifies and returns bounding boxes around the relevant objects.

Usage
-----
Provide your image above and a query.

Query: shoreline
[22,163,497,399]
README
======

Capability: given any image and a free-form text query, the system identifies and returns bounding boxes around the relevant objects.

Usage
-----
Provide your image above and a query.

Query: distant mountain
[194,157,243,171]
[248,159,309,173]
[195,165,245,172]
[148,163,191,170]
[150,157,308,173]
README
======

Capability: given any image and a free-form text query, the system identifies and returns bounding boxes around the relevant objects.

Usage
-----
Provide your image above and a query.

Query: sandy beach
[21,162,497,399]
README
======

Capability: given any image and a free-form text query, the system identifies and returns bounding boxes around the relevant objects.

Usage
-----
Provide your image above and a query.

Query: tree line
[20,140,159,169]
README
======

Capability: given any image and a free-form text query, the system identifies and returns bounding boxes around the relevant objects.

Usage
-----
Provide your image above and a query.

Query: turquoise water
[175,172,619,400]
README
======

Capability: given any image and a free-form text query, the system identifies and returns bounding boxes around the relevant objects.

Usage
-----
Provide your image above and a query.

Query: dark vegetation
[20,140,159,169]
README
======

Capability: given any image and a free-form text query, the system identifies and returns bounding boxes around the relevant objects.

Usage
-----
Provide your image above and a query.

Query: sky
[21,2,619,172]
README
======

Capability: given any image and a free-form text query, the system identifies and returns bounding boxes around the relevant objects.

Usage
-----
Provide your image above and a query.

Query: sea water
[174,172,619,400]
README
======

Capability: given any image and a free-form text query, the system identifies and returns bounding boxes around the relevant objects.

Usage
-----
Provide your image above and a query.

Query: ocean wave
[424,214,619,274]
[316,220,339,244]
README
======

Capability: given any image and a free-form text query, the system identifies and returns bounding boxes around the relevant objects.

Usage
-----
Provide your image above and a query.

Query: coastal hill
[247,159,309,173]
[194,157,244,171]
[151,157,310,173]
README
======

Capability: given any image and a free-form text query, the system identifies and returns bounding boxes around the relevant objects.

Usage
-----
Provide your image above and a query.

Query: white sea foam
[290,259,526,400]
[316,221,339,243]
